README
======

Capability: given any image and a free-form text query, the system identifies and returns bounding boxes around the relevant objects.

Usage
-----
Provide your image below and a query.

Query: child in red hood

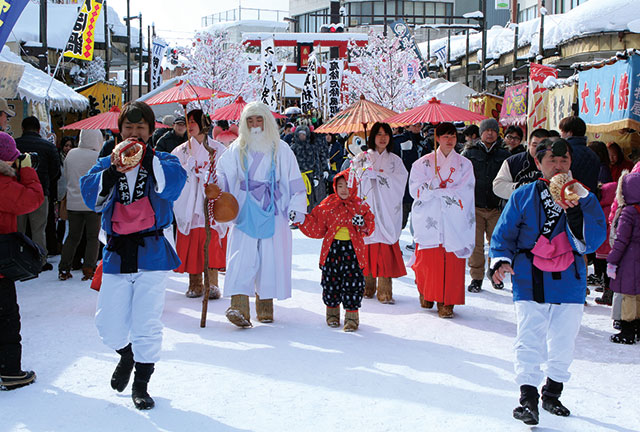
[295,170,374,331]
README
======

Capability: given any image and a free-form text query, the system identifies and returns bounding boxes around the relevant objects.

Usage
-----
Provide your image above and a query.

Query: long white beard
[247,133,275,154]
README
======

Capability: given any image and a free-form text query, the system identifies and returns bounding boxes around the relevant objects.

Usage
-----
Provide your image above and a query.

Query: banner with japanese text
[151,37,168,90]
[0,0,29,49]
[547,84,577,132]
[578,55,640,132]
[469,93,503,123]
[63,0,104,61]
[0,60,24,98]
[260,37,278,110]
[527,63,557,132]
[389,19,429,79]
[499,82,527,126]
[300,53,319,115]
[324,59,343,120]
[78,80,122,116]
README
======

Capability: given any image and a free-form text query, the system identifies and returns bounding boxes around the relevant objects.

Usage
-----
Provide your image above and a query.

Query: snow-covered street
[2,229,639,432]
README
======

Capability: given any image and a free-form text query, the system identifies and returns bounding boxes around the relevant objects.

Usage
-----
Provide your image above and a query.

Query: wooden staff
[200,136,217,328]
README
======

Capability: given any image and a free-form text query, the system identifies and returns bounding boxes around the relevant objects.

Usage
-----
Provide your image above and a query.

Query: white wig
[237,101,280,168]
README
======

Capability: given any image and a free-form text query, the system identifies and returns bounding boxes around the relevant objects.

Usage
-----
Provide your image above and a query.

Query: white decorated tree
[85,57,106,84]
[343,32,429,112]
[183,30,260,111]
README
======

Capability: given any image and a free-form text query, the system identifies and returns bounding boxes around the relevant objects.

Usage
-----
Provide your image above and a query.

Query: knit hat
[162,115,175,126]
[479,118,500,135]
[0,131,20,162]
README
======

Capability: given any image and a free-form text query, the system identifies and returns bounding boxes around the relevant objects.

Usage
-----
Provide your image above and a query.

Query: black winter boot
[131,362,155,410]
[595,289,613,306]
[541,378,571,416]
[610,320,636,345]
[110,344,134,392]
[635,320,640,342]
[513,385,539,425]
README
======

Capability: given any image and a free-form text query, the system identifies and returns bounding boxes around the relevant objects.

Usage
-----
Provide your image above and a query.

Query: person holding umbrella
[409,122,476,318]
[353,122,408,304]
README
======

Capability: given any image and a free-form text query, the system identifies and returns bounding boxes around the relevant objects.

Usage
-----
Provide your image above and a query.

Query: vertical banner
[578,55,640,132]
[150,37,168,90]
[300,53,319,114]
[547,84,577,132]
[499,82,528,126]
[63,0,104,61]
[260,37,278,110]
[325,58,343,119]
[0,60,24,98]
[389,19,429,79]
[527,63,557,132]
[0,0,29,48]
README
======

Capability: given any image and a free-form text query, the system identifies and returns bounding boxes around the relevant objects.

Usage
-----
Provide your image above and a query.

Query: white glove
[400,140,412,151]
[289,210,305,224]
[186,156,196,170]
[607,263,617,279]
[313,178,319,187]
[352,214,364,226]
[323,171,329,180]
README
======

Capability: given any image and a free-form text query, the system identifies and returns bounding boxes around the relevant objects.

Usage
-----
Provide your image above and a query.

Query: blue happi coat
[80,149,187,274]
[490,181,606,304]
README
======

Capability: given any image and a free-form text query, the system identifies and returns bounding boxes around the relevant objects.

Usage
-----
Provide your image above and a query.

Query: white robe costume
[217,140,306,300]
[354,149,408,245]
[172,136,228,238]
[409,148,476,258]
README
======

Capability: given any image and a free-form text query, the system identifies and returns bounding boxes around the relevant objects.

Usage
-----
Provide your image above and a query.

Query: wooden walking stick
[200,137,219,328]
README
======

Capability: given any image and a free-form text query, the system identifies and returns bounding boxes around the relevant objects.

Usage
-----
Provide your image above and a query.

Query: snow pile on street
[420,0,640,62]
[2,228,638,431]
[0,47,89,112]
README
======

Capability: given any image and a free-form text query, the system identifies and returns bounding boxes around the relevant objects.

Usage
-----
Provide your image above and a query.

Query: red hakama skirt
[174,227,227,274]
[412,245,465,305]
[364,242,407,278]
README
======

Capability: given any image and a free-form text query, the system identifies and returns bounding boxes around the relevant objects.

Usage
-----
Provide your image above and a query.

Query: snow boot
[513,384,539,425]
[437,303,454,318]
[610,320,636,344]
[377,277,395,304]
[326,306,340,327]
[207,268,221,300]
[419,293,434,309]
[58,270,72,281]
[110,343,134,392]
[0,370,36,391]
[467,279,482,293]
[225,295,252,328]
[186,273,204,298]
[81,267,95,281]
[256,294,274,323]
[635,320,640,342]
[541,378,571,416]
[343,310,359,332]
[131,362,155,410]
[363,274,376,298]
[613,319,621,330]
[595,288,613,306]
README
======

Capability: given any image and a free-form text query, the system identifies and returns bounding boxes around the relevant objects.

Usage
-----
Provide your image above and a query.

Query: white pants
[96,271,168,363]
[514,301,583,387]
[224,215,293,300]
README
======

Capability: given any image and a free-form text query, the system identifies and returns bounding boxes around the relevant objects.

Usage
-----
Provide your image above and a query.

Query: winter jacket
[608,162,640,226]
[0,162,44,235]
[297,170,374,269]
[607,172,640,295]
[15,131,61,197]
[610,159,634,183]
[64,130,102,211]
[509,144,526,155]
[493,151,541,200]
[490,180,606,304]
[152,127,171,147]
[290,126,321,177]
[595,181,616,258]
[392,131,428,204]
[597,163,613,185]
[156,129,187,154]
[565,136,600,193]
[462,139,510,209]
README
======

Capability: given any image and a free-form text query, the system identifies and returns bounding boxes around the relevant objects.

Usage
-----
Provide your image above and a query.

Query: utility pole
[139,13,142,99]
[126,0,131,102]
[383,0,387,36]
[480,0,487,91]
[147,25,152,93]
[39,0,48,71]
[104,0,110,79]
[512,3,519,82]
[538,0,545,63]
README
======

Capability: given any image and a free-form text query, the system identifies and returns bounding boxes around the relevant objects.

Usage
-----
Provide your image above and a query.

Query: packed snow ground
[2,228,639,432]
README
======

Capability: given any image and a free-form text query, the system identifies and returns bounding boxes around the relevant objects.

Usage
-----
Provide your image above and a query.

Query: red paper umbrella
[315,95,401,135]
[61,106,167,133]
[145,81,233,106]
[211,96,286,120]
[384,97,488,125]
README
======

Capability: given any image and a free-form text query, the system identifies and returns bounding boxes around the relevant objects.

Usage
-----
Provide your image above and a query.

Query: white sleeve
[492,159,515,200]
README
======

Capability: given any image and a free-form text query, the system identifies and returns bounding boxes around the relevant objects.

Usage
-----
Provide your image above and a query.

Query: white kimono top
[409,148,476,259]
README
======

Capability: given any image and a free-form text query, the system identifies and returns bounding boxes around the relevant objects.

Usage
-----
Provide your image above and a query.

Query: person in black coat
[15,116,61,268]
[558,116,600,193]
[155,116,187,154]
[462,118,510,292]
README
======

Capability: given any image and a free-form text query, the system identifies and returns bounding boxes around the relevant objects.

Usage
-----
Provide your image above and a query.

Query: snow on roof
[242,33,369,43]
[205,20,289,32]
[8,3,142,51]
[420,0,640,63]
[0,47,89,112]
